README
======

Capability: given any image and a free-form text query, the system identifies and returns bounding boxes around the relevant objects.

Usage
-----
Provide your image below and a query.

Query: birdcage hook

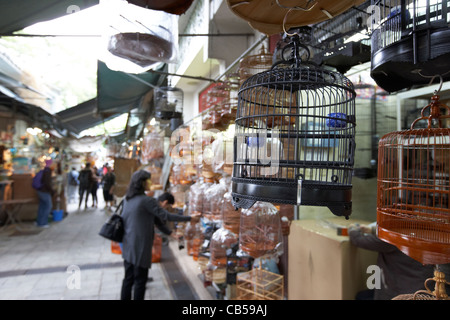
[410,92,450,129]
[274,28,312,68]
[280,0,318,36]
[429,74,444,96]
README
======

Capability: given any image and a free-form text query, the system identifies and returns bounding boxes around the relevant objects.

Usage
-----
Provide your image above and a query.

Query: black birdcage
[231,28,357,218]
[370,0,450,92]
[154,86,184,120]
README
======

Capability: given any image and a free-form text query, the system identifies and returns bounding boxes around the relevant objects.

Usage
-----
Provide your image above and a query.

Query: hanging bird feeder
[231,27,356,218]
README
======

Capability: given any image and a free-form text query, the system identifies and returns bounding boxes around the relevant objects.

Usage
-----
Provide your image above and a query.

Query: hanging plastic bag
[239,202,283,258]
[141,131,165,162]
[210,227,238,267]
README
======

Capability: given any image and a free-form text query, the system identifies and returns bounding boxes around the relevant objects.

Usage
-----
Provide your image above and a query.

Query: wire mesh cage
[370,0,450,92]
[231,29,356,218]
[377,91,450,265]
[154,86,183,120]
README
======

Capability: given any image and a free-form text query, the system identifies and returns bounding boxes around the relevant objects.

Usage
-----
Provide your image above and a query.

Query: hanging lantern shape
[377,90,450,265]
[370,0,450,92]
[231,28,356,218]
[154,86,184,120]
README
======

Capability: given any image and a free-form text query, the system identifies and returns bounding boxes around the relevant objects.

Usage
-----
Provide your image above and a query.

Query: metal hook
[417,70,448,95]
[429,74,444,95]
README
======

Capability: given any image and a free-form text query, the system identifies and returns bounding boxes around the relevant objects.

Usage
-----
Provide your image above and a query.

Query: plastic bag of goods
[239,202,282,258]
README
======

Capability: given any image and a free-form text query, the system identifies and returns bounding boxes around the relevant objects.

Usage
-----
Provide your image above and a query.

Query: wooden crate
[236,268,284,300]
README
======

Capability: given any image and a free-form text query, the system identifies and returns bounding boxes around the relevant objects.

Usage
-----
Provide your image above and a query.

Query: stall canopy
[0,0,168,139]
[55,61,167,137]
[0,0,99,35]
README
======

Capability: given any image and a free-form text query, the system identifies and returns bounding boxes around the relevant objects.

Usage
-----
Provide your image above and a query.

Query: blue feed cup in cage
[326,113,347,128]
[246,135,266,148]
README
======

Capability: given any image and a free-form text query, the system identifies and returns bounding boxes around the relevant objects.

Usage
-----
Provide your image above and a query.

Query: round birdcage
[231,30,356,218]
[238,46,273,86]
[154,86,183,120]
[377,90,450,265]
[370,0,450,92]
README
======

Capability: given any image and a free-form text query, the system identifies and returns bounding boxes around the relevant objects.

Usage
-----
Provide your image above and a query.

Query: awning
[55,61,167,137]
[0,0,99,35]
[0,90,67,136]
[55,98,104,135]
[0,1,168,138]
[97,60,166,116]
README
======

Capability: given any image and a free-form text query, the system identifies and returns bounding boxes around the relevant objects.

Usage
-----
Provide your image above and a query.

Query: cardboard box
[288,218,377,300]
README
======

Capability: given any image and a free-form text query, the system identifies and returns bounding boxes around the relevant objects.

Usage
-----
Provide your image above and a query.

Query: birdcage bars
[154,86,184,120]
[371,0,450,54]
[232,31,356,218]
[377,93,450,265]
[370,0,450,92]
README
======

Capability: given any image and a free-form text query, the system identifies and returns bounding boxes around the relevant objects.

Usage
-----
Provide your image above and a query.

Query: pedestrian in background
[53,161,67,215]
[101,165,115,211]
[67,167,79,204]
[78,162,93,210]
[35,159,54,228]
[90,165,99,208]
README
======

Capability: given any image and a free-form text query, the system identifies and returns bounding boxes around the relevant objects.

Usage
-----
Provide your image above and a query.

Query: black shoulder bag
[99,200,124,242]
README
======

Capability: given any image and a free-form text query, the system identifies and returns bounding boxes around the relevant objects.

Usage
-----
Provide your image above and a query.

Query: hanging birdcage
[370,0,450,92]
[239,46,273,85]
[231,28,356,218]
[377,88,450,265]
[154,86,184,120]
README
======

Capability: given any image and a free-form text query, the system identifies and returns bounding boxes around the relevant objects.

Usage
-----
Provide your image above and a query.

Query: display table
[0,198,35,230]
[288,217,378,300]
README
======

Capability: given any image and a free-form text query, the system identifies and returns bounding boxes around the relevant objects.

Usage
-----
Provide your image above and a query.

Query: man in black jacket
[77,162,93,210]
[349,223,435,300]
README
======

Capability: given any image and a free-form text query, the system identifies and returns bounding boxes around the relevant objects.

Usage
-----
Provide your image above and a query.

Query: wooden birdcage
[377,90,450,265]
[238,46,273,85]
[236,267,284,300]
[392,267,450,300]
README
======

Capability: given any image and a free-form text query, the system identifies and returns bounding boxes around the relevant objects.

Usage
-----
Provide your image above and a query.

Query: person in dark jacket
[101,166,115,211]
[36,159,54,228]
[120,170,199,300]
[349,223,435,300]
[77,162,93,210]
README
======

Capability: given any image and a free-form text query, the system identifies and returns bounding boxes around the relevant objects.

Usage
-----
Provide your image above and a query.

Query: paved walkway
[0,195,212,300]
